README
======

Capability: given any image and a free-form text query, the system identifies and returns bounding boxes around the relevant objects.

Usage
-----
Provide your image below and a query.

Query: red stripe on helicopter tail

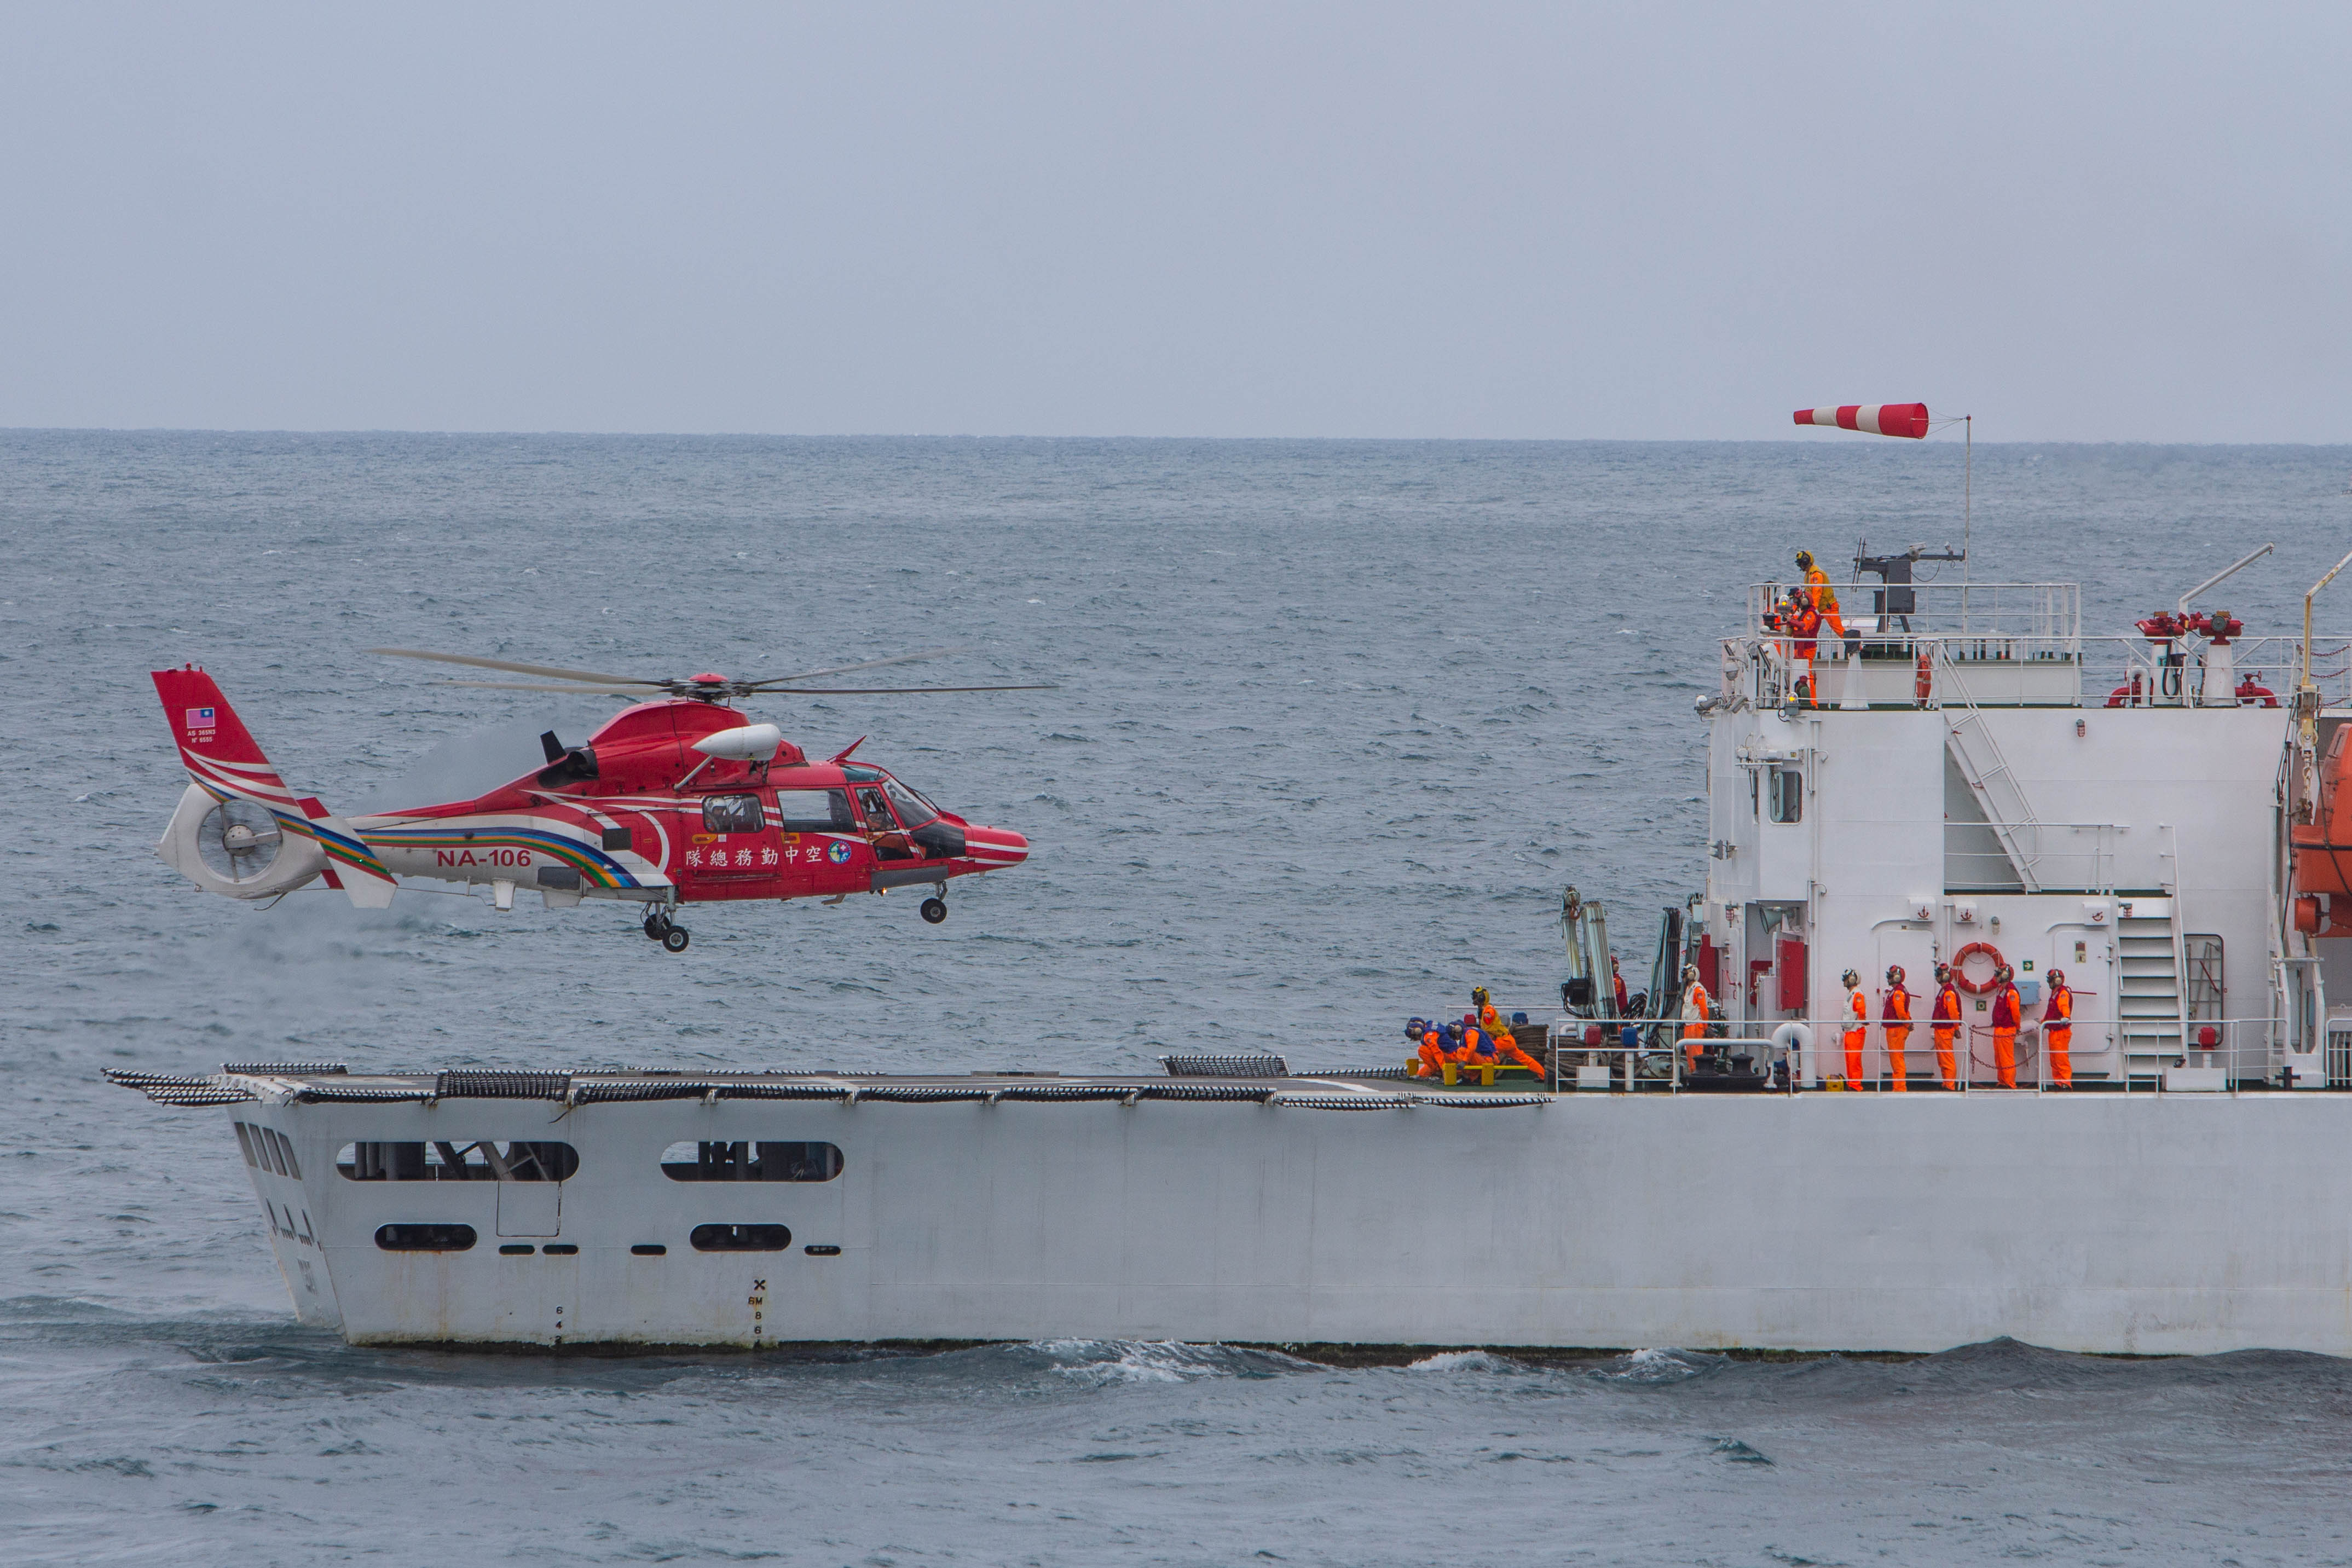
[152,668,276,769]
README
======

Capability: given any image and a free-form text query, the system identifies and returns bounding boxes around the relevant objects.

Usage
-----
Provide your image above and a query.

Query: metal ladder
[1934,645,2046,892]
[2117,874,2188,1074]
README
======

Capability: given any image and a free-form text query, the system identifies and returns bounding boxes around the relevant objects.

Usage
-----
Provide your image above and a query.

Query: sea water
[5,433,2350,1564]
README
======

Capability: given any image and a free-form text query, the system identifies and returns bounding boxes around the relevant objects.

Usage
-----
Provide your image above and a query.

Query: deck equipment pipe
[2178,542,2275,621]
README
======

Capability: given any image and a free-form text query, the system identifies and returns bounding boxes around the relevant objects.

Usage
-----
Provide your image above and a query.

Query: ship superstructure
[1688,572,2351,1091]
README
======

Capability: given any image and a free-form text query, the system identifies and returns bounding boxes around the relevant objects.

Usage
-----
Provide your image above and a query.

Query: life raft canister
[1951,940,2004,995]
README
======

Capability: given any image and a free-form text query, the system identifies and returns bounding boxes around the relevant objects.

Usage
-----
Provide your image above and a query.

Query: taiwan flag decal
[186,707,217,730]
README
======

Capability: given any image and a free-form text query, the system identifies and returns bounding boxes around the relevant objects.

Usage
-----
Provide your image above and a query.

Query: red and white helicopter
[151,647,1044,950]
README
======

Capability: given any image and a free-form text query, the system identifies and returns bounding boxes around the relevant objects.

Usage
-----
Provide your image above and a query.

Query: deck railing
[1745,581,2081,645]
[2077,633,2343,710]
[1726,628,2349,712]
[1942,820,2121,894]
[1506,1012,2291,1094]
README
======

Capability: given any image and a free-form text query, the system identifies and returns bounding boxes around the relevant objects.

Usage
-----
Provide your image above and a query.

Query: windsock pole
[1963,415,1972,583]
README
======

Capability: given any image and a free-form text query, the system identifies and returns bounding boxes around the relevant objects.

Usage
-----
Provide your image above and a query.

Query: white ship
[112,549,2352,1355]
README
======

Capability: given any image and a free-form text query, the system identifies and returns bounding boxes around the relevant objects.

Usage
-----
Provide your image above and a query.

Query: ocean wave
[1028,1338,1310,1385]
[1590,1347,1726,1385]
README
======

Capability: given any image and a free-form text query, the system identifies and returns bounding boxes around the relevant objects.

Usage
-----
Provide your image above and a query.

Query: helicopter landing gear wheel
[643,911,672,941]
[662,925,691,953]
[919,897,947,925]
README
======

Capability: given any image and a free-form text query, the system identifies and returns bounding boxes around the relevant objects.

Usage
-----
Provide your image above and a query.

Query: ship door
[497,1179,560,1237]
[1876,929,1934,1085]
[2045,921,2116,1077]
[1875,931,1933,997]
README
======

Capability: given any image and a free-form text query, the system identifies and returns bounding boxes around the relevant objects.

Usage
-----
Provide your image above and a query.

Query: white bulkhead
[1698,577,2339,1090]
[1707,703,2290,1081]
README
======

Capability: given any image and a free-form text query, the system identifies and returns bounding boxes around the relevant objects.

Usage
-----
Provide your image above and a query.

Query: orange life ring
[1951,941,2004,994]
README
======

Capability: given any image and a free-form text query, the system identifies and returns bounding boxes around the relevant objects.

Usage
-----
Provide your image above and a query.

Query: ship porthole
[374,1223,477,1252]
[690,1224,791,1252]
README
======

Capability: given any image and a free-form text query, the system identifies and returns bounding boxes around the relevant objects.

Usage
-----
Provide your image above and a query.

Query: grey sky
[3,4,2345,441]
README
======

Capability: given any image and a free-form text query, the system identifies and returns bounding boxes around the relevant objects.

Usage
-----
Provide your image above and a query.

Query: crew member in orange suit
[1841,968,1868,1085]
[1611,956,1628,1017]
[1784,593,1822,704]
[1989,965,2023,1088]
[1931,963,1963,1090]
[1459,1016,1496,1062]
[1881,965,1913,1092]
[1678,964,1711,1075]
[1764,592,1813,704]
[2043,968,2074,1088]
[1464,991,1542,1074]
[1477,1016,1546,1077]
[1796,549,1847,639]
[1413,1019,1450,1079]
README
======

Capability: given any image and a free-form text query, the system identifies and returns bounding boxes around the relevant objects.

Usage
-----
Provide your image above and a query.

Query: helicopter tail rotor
[195,797,285,884]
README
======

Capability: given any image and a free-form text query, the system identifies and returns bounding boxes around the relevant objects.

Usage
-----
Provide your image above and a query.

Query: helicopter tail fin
[292,799,400,909]
[150,667,398,907]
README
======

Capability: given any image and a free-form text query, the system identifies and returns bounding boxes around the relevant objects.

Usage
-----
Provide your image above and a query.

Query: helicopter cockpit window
[882,777,940,829]
[856,787,917,861]
[774,788,854,833]
[701,794,766,834]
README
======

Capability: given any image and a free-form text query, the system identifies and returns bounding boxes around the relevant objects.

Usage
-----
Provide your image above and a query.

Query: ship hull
[234,1091,2352,1356]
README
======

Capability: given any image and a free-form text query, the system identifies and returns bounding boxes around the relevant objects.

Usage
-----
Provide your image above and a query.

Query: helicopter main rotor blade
[742,646,972,687]
[438,680,665,695]
[776,684,1060,695]
[368,647,662,687]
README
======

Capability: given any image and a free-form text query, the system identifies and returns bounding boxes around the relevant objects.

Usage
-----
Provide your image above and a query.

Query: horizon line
[4,426,2350,448]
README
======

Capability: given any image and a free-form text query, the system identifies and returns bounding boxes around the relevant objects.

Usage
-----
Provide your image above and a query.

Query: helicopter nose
[962,825,1029,867]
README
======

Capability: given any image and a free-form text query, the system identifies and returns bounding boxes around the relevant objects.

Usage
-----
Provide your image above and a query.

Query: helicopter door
[773,786,860,891]
[690,791,782,886]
